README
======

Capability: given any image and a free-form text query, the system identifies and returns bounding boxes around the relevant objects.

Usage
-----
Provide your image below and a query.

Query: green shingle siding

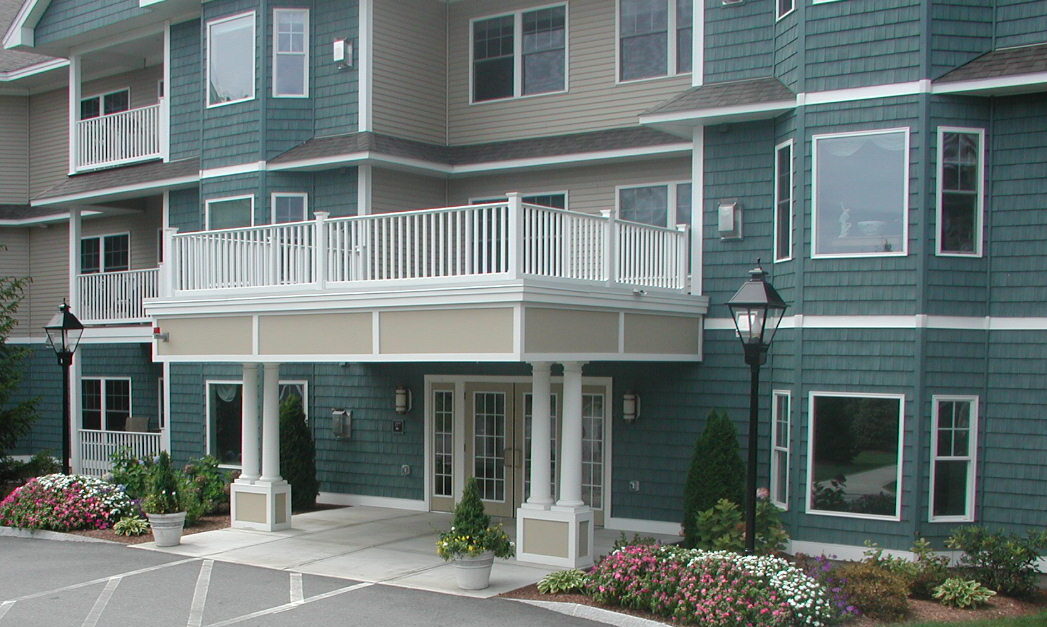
[80,344,163,431]
[929,1,993,79]
[35,0,147,45]
[994,0,1047,48]
[170,19,203,162]
[313,0,358,137]
[6,345,63,456]
[704,0,774,85]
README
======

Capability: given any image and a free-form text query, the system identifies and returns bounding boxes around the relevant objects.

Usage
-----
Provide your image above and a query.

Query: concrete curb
[0,525,117,543]
[510,598,665,626]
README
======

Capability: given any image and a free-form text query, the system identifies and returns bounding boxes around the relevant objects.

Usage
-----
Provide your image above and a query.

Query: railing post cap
[313,211,330,219]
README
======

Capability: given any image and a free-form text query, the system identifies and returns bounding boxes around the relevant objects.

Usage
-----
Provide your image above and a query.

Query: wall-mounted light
[333,38,354,70]
[622,392,640,423]
[394,385,412,415]
[332,408,352,440]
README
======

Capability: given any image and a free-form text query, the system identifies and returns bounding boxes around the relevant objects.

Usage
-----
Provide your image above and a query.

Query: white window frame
[929,395,978,523]
[773,139,794,262]
[468,3,569,104]
[777,0,795,20]
[806,391,905,522]
[615,181,692,227]
[206,379,309,469]
[469,190,569,209]
[272,8,309,98]
[615,0,693,84]
[206,11,256,108]
[936,127,985,257]
[770,390,791,509]
[270,192,309,223]
[80,231,131,274]
[81,376,133,432]
[205,195,255,230]
[811,127,910,259]
[79,88,131,120]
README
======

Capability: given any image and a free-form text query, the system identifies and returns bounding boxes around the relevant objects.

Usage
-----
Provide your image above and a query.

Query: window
[81,378,132,431]
[619,0,692,81]
[937,128,984,256]
[81,233,130,274]
[471,192,567,209]
[777,0,795,19]
[472,5,566,102]
[209,380,307,466]
[272,193,308,223]
[930,396,977,522]
[273,9,309,97]
[774,140,793,262]
[618,182,692,227]
[206,196,254,230]
[207,12,255,106]
[770,391,790,509]
[80,89,130,120]
[807,393,903,520]
[812,128,909,257]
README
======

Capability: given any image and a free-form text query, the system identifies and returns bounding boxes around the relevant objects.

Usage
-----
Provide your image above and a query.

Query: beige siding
[27,222,69,333]
[82,65,163,111]
[372,0,448,144]
[446,0,692,144]
[0,97,29,204]
[371,167,448,213]
[448,157,691,215]
[81,202,164,270]
[0,229,32,337]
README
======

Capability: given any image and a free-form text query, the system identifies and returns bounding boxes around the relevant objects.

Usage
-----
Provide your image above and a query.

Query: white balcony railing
[77,268,159,324]
[161,198,690,296]
[78,429,162,478]
[74,102,164,171]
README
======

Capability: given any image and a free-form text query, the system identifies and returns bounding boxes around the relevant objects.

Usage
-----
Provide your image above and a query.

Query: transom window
[272,193,308,223]
[472,5,567,103]
[206,196,254,230]
[774,140,793,262]
[209,380,307,467]
[618,182,692,227]
[80,89,130,120]
[208,12,256,107]
[619,0,692,81]
[930,396,977,522]
[812,128,909,258]
[807,393,903,520]
[81,233,130,274]
[937,128,984,256]
[770,390,790,509]
[273,9,309,97]
[81,378,131,431]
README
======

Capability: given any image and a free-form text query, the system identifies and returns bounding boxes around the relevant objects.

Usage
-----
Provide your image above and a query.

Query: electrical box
[718,200,743,240]
[332,409,352,440]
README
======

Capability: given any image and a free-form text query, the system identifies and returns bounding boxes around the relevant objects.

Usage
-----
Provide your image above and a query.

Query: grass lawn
[814,450,897,482]
[892,611,1047,626]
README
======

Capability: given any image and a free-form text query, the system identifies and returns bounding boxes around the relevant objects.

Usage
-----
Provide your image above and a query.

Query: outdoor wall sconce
[332,408,352,440]
[394,385,412,415]
[622,392,640,423]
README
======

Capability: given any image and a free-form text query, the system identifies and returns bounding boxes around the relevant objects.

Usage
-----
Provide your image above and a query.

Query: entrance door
[429,379,606,523]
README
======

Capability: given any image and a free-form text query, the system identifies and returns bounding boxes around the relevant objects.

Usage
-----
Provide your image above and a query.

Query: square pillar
[230,481,291,531]
[515,507,594,569]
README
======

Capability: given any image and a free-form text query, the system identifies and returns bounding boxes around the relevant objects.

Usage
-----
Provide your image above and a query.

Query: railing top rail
[75,101,162,124]
[78,267,160,278]
[616,217,691,234]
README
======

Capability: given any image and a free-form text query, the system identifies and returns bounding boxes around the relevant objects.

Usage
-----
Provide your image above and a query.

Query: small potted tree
[142,451,186,547]
[436,477,514,589]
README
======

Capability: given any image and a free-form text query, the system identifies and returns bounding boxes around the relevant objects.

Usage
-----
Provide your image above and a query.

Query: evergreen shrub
[681,409,744,547]
[279,393,318,511]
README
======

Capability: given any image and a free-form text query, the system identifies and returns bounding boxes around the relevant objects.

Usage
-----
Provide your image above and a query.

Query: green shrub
[182,456,229,515]
[611,531,658,553]
[436,478,513,560]
[279,393,318,511]
[142,451,182,515]
[681,410,744,548]
[109,447,150,500]
[113,515,150,536]
[864,538,950,598]
[932,578,997,609]
[946,526,1047,597]
[694,498,789,555]
[537,569,588,594]
[834,560,910,621]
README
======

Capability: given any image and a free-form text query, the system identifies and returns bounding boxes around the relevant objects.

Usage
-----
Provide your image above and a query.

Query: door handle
[504,447,522,469]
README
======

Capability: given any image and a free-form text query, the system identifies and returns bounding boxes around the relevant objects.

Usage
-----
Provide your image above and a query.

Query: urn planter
[146,511,186,547]
[453,551,495,590]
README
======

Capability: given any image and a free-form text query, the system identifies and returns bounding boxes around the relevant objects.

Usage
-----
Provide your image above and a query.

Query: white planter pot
[146,512,186,547]
[454,551,495,590]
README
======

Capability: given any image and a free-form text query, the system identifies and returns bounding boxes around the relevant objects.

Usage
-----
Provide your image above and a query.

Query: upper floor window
[937,128,984,256]
[82,378,131,431]
[777,0,795,19]
[472,5,567,103]
[812,128,909,258]
[619,0,692,81]
[273,9,309,98]
[208,12,256,107]
[618,182,691,227]
[206,196,254,230]
[774,139,793,262]
[81,233,130,274]
[471,193,567,209]
[80,89,129,120]
[272,193,308,223]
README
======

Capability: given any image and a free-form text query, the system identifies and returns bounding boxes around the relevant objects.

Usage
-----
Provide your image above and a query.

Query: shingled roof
[937,43,1047,84]
[643,77,795,117]
[0,0,56,74]
[34,158,199,203]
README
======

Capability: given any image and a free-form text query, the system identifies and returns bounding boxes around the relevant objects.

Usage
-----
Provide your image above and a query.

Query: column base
[515,505,593,568]
[231,479,292,531]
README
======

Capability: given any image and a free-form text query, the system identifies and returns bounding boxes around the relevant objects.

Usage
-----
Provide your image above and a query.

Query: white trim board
[317,492,429,512]
[705,315,1047,331]
[604,517,681,537]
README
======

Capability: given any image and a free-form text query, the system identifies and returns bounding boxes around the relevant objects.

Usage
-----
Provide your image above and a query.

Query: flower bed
[0,474,135,532]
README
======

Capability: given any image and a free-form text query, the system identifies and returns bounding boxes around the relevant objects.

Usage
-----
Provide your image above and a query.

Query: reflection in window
[619,0,692,81]
[274,9,308,97]
[81,233,130,274]
[210,381,307,466]
[208,13,255,106]
[774,140,793,261]
[207,196,254,230]
[813,129,908,257]
[809,394,902,518]
[619,182,691,227]
[938,129,983,255]
[80,90,130,120]
[473,6,566,102]
[931,397,977,521]
[272,194,307,223]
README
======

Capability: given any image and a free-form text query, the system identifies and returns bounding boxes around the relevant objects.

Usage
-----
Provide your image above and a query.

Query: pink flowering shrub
[587,545,842,626]
[0,474,135,532]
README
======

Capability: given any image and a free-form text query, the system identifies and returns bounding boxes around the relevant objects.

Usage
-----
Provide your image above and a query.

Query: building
[1,0,1044,568]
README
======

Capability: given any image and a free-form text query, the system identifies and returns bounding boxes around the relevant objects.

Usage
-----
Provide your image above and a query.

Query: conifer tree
[279,393,318,511]
[681,409,745,548]
[452,477,490,534]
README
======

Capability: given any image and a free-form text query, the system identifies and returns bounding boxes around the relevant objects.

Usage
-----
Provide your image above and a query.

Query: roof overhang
[32,173,199,208]
[639,99,797,135]
[932,72,1047,96]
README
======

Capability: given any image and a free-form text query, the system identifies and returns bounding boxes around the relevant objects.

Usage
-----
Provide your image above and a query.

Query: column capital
[560,361,586,374]
[529,361,552,374]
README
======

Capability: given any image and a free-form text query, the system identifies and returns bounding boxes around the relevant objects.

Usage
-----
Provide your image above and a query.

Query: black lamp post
[726,261,787,554]
[44,302,84,475]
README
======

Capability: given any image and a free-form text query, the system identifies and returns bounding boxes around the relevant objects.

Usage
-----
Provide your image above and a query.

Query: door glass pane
[81,379,102,430]
[581,393,604,509]
[211,383,243,465]
[103,234,130,272]
[434,390,454,498]
[473,392,506,502]
[104,379,131,431]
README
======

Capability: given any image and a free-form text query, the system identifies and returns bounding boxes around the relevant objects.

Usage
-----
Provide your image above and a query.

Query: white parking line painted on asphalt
[81,577,121,627]
[187,560,214,627]
[2,558,198,605]
[207,582,375,627]
[0,600,13,621]
[289,572,303,604]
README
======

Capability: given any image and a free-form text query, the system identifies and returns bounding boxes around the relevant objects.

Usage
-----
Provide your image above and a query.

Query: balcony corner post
[68,55,81,174]
[160,227,179,297]
[314,211,330,290]
[601,209,618,287]
[676,223,689,290]
[507,192,523,280]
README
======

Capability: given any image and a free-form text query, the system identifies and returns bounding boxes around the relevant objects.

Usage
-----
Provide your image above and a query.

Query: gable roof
[0,0,56,73]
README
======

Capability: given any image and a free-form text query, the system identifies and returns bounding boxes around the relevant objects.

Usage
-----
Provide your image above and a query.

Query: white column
[260,363,281,482]
[240,364,260,481]
[526,361,553,507]
[68,54,81,174]
[556,361,586,509]
[68,206,82,473]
